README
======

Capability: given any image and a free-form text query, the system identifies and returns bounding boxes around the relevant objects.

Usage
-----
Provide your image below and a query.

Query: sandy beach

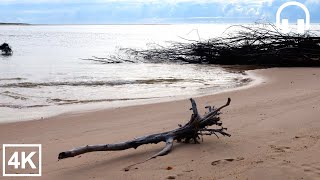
[1,67,320,180]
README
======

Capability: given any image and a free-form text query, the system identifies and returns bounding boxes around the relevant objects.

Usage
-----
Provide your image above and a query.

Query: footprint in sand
[166,176,176,179]
[269,145,291,153]
[211,157,244,166]
[301,162,320,176]
[290,134,320,151]
[287,162,320,177]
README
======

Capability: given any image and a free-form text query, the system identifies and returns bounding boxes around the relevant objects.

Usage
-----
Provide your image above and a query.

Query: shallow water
[0,24,252,122]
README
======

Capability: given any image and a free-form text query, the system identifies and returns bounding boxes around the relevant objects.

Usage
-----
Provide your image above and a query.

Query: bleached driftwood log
[58,98,231,167]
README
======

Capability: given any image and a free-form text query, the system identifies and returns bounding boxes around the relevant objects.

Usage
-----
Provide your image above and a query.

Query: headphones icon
[276,1,310,34]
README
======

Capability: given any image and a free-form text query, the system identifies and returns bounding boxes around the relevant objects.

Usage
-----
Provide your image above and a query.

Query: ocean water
[0,24,251,122]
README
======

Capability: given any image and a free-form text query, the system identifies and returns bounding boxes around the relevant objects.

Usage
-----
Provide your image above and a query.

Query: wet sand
[0,68,320,180]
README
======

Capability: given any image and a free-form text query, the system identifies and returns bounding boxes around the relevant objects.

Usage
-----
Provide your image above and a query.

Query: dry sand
[0,68,320,180]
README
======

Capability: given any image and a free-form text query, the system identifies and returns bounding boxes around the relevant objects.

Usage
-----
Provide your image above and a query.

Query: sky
[0,0,319,24]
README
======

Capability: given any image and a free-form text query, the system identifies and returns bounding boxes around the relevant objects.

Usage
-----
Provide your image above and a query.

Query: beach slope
[0,68,320,180]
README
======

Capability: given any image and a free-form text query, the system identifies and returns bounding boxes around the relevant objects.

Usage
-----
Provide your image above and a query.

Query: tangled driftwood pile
[122,24,320,66]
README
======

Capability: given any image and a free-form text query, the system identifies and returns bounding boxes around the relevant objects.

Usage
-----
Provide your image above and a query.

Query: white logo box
[2,144,42,177]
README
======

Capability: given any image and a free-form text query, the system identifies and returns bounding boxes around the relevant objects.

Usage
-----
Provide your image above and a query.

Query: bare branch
[58,98,231,169]
[121,23,320,67]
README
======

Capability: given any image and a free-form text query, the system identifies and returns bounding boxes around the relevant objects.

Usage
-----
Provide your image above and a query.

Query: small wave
[233,77,252,84]
[136,78,184,84]
[0,79,185,88]
[0,104,49,109]
[47,97,162,105]
[0,91,28,100]
[0,96,167,109]
[0,77,26,81]
[240,78,252,84]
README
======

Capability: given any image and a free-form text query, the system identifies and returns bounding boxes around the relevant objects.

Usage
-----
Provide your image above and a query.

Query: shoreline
[0,68,261,124]
[1,67,319,179]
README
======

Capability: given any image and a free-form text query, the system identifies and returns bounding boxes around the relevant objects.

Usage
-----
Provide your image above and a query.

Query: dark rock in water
[0,43,13,56]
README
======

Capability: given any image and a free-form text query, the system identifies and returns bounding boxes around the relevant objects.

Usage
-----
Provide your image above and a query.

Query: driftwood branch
[58,98,231,167]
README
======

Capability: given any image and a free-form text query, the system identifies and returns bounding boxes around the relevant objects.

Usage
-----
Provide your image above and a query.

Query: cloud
[306,0,320,4]
[0,0,274,4]
[0,0,319,24]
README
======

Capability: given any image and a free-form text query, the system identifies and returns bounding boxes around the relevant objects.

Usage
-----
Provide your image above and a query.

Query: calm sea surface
[0,24,253,122]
